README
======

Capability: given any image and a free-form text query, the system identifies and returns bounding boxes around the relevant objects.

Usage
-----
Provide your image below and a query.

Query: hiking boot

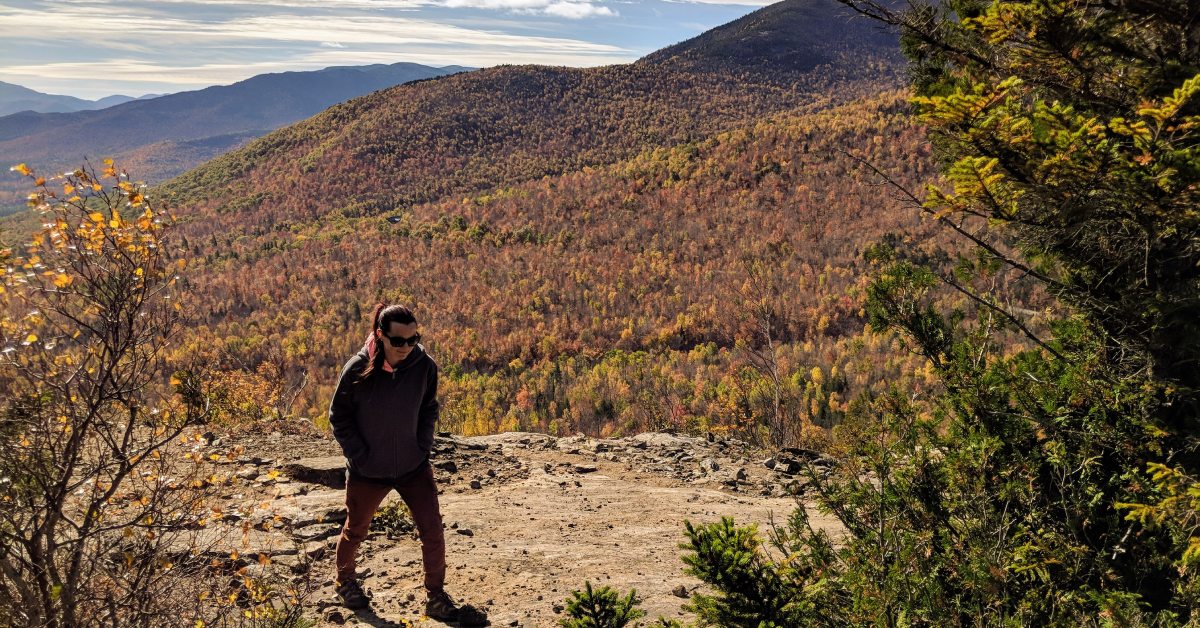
[335,578,370,610]
[425,589,461,621]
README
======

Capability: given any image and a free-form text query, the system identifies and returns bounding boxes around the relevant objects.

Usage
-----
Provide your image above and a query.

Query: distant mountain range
[0,62,470,212]
[163,0,902,225]
[0,81,161,116]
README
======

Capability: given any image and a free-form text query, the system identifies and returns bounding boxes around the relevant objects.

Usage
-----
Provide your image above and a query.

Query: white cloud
[440,0,614,18]
[56,0,433,8]
[443,0,550,9]
[662,0,771,5]
[0,4,633,97]
[0,7,629,52]
[544,2,615,18]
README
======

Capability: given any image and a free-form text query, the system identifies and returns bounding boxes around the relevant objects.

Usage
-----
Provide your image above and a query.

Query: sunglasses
[381,332,421,348]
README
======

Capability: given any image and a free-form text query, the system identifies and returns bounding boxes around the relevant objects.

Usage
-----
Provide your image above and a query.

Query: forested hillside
[168,92,975,443]
[146,0,936,444]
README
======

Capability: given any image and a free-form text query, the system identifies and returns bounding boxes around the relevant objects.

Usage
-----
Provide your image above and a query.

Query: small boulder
[282,457,346,489]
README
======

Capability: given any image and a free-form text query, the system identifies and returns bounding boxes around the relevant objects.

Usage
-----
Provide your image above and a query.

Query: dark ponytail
[357,303,417,381]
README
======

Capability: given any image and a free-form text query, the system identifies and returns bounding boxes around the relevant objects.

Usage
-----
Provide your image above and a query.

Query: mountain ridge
[161,0,904,224]
[640,0,896,71]
[0,62,470,212]
[0,81,157,116]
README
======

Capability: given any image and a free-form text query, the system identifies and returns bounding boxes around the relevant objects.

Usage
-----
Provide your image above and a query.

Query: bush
[0,162,216,625]
[559,581,646,628]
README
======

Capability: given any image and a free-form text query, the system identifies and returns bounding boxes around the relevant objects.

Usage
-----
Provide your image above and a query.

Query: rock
[270,490,349,527]
[672,584,689,598]
[456,528,474,537]
[781,447,823,461]
[282,457,345,489]
[774,458,802,475]
[813,456,837,469]
[435,460,458,473]
[469,480,482,490]
[573,465,598,474]
[447,436,489,451]
[294,524,342,543]
[163,523,292,560]
[763,457,777,470]
[629,432,702,449]
[272,484,304,498]
[699,458,719,474]
[471,431,556,447]
[323,608,347,625]
[236,467,259,480]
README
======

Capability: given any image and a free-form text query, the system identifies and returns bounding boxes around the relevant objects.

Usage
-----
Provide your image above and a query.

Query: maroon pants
[334,460,446,592]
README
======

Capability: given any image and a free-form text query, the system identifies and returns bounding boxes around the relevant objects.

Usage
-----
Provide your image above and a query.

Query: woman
[327,303,467,620]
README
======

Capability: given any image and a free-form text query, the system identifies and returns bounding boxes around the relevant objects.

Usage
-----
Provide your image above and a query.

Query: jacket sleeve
[417,366,440,455]
[328,358,368,462]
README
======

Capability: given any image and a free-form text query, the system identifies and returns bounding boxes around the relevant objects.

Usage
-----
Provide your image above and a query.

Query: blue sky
[0,0,770,100]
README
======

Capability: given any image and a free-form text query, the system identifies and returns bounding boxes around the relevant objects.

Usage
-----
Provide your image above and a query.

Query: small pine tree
[559,582,646,628]
[681,518,790,624]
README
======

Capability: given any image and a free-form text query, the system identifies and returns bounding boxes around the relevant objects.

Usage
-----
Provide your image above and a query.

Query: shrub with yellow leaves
[0,161,218,626]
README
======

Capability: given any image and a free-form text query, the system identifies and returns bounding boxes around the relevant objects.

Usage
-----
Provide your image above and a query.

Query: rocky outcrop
[182,428,839,625]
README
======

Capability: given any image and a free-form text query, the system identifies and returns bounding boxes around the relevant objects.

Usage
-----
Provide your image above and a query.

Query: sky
[0,0,771,100]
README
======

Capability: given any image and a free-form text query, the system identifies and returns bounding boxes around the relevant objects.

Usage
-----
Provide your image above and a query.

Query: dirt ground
[197,430,841,627]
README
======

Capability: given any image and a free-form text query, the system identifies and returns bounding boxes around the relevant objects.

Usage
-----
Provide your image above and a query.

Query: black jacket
[328,345,440,478]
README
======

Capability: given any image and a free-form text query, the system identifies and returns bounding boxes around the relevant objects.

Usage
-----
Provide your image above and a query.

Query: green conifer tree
[559,582,646,628]
[681,0,1200,624]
